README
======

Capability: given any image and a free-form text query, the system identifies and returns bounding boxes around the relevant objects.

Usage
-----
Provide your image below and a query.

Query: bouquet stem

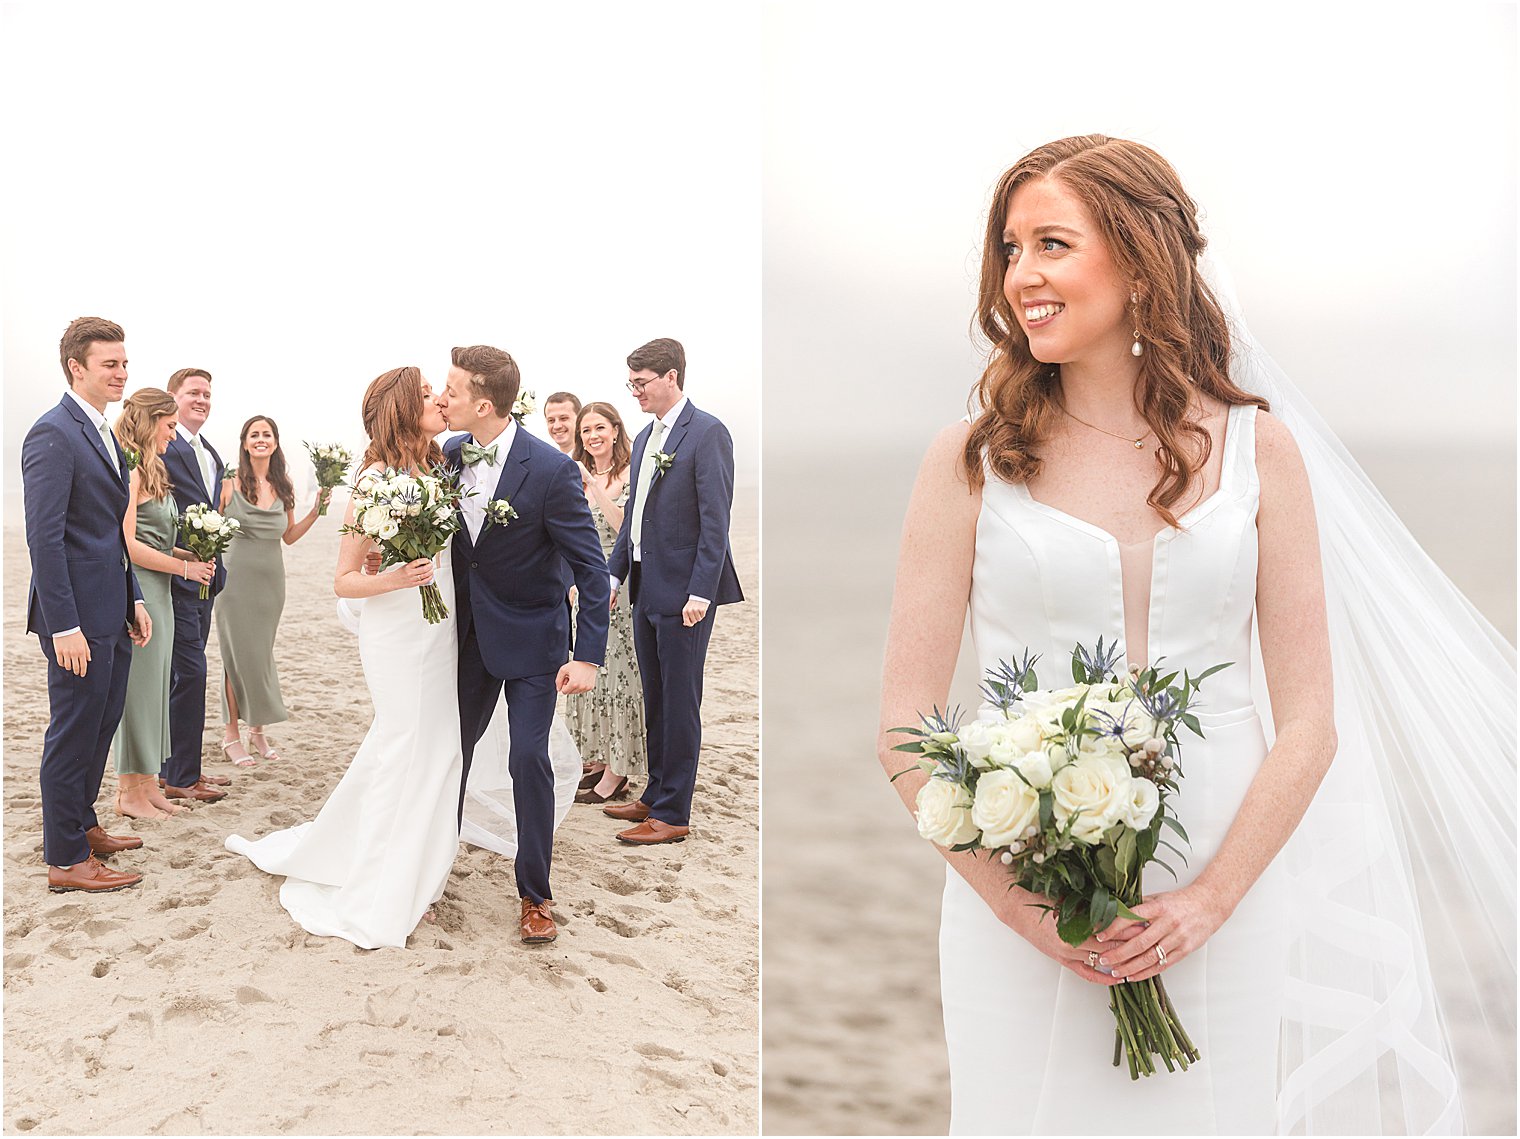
[1110,976,1198,1079]
[419,582,448,624]
[198,582,210,601]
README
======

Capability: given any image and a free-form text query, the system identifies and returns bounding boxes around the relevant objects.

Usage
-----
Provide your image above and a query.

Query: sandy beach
[3,493,758,1136]
[761,445,1515,1136]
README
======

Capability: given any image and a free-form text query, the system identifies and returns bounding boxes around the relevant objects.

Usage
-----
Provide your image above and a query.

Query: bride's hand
[1093,884,1231,983]
[997,889,1122,987]
[393,558,435,590]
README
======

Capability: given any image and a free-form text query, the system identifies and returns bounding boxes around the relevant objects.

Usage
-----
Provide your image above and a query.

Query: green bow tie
[461,441,498,466]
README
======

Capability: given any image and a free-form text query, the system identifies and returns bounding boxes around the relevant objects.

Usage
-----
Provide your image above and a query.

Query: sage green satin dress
[567,487,648,783]
[216,487,289,725]
[113,494,177,775]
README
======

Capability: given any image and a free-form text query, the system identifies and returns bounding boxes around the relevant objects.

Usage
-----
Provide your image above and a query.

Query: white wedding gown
[225,551,583,951]
[942,404,1289,1133]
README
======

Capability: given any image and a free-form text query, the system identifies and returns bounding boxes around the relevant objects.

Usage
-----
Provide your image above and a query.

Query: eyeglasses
[625,372,671,395]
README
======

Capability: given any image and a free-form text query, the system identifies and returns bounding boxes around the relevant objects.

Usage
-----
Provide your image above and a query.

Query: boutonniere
[122,449,141,472]
[223,463,238,480]
[483,497,519,534]
[511,390,536,424]
[651,450,675,478]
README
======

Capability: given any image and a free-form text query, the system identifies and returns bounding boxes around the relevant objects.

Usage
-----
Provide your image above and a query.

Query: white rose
[378,519,400,541]
[202,511,223,527]
[362,504,391,535]
[984,739,1023,770]
[997,714,1043,754]
[1014,749,1055,789]
[433,507,451,524]
[915,779,979,847]
[970,769,1042,848]
[189,514,204,530]
[1051,752,1132,845]
[407,502,423,517]
[1124,777,1161,829]
[956,720,996,769]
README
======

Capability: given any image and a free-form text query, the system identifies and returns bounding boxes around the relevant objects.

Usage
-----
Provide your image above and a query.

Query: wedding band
[1087,951,1100,968]
[1156,944,1167,966]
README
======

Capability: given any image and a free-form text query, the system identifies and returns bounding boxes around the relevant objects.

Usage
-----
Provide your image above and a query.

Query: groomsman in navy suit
[605,338,743,845]
[160,368,229,801]
[23,318,152,892]
[436,345,610,945]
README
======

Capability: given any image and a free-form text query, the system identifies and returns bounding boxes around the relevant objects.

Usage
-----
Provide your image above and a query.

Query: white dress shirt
[175,422,218,498]
[461,419,515,542]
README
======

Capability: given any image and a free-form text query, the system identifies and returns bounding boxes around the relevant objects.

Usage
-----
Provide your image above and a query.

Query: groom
[437,345,610,945]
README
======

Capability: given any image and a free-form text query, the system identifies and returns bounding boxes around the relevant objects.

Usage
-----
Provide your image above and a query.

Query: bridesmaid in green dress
[567,402,648,803]
[215,416,329,767]
[112,388,218,818]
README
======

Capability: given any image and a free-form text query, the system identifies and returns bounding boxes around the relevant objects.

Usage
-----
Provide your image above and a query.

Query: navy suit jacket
[608,399,743,616]
[23,395,142,639]
[163,433,228,597]
[446,429,611,680]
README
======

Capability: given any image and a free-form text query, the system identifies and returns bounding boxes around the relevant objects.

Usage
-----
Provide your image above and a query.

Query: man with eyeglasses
[605,338,743,845]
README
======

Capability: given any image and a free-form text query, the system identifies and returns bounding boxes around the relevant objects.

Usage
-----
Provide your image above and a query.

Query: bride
[227,367,463,950]
[877,135,1514,1133]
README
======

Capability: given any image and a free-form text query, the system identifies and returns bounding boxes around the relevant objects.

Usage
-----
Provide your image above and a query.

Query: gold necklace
[1057,401,1151,450]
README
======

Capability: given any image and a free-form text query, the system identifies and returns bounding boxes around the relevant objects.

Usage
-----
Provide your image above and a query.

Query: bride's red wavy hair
[361,367,443,473]
[964,135,1268,527]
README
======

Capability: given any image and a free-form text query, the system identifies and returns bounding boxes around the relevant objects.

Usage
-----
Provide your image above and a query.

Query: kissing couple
[227,345,610,949]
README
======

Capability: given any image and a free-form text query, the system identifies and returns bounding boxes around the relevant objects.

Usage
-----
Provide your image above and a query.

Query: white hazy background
[761,2,1516,1135]
[1,1,760,516]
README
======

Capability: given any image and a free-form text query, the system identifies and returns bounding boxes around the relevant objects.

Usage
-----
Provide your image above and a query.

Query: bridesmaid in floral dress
[567,402,648,803]
[215,415,328,767]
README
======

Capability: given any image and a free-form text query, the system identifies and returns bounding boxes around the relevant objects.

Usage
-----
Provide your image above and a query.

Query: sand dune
[3,495,758,1136]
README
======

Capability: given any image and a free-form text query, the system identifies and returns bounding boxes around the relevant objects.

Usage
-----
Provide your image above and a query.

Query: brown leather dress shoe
[86,826,144,856]
[163,779,228,802]
[603,798,650,822]
[616,818,690,845]
[48,856,143,893]
[519,898,558,944]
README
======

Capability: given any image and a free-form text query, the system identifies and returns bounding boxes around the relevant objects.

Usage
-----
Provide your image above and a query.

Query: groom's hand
[556,660,597,695]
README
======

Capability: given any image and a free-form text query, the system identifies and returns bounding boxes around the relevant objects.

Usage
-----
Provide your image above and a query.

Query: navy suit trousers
[40,627,132,866]
[163,591,213,788]
[631,597,717,828]
[457,623,559,904]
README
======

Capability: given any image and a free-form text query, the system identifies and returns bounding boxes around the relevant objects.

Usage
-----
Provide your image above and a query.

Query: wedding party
[3,4,759,1134]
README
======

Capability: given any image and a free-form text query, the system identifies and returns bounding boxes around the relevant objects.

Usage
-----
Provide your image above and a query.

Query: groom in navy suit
[22,317,152,892]
[160,367,229,801]
[606,338,743,845]
[437,345,610,945]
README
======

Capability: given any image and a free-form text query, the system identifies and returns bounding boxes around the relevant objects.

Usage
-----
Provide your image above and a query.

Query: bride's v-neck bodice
[970,403,1259,713]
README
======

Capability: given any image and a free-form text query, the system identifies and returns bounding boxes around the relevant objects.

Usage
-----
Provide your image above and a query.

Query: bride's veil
[1204,255,1517,1134]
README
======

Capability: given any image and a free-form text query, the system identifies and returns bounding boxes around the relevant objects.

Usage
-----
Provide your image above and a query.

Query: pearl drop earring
[1130,291,1143,357]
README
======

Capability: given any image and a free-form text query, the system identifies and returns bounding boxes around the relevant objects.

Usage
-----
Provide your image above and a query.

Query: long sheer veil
[1203,256,1517,1134]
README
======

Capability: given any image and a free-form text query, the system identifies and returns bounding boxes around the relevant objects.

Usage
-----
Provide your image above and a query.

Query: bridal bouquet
[304,441,354,516]
[340,465,465,624]
[177,504,241,600]
[892,638,1230,1079]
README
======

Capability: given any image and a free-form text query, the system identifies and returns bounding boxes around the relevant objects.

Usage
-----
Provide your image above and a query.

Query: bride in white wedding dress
[878,136,1514,1134]
[227,368,469,950]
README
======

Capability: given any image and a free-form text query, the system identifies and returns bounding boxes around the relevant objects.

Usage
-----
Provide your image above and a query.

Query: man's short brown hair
[451,345,521,418]
[544,391,582,415]
[59,317,126,385]
[626,338,685,390]
[167,367,213,394]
